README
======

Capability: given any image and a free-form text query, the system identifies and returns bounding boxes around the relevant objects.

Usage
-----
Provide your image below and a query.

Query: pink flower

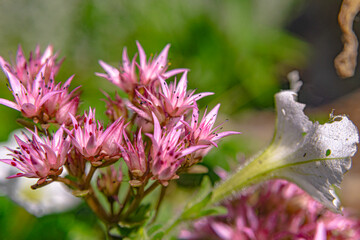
[67,108,125,161]
[119,127,147,184]
[0,60,61,118]
[127,71,213,124]
[147,113,207,185]
[185,104,240,146]
[102,91,127,122]
[0,126,70,180]
[158,72,214,117]
[2,45,62,86]
[96,41,186,94]
[55,95,80,124]
[134,41,185,86]
[182,104,240,159]
[42,75,81,124]
[101,117,125,159]
[97,165,123,199]
[0,46,79,122]
[180,179,360,240]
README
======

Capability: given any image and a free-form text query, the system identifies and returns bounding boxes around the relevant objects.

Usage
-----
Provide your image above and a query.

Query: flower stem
[143,181,159,197]
[53,176,79,189]
[84,165,97,188]
[84,188,111,223]
[151,185,166,223]
[117,186,132,217]
[121,185,144,220]
[210,152,272,204]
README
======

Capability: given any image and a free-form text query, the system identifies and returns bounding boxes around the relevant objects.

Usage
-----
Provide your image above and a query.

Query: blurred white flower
[0,129,80,217]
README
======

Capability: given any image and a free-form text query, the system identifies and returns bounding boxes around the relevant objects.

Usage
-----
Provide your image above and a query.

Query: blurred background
[0,0,359,239]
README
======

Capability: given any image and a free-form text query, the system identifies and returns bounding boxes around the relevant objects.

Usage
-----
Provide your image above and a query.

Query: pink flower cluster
[180,179,360,240]
[0,43,239,187]
[0,46,79,123]
[3,127,70,181]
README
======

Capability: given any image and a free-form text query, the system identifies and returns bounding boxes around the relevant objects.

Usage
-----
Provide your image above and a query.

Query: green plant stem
[210,149,276,204]
[117,186,132,217]
[30,179,54,189]
[121,185,145,220]
[151,185,166,223]
[84,165,97,188]
[85,185,113,224]
[109,198,115,215]
[54,176,79,189]
[143,181,159,197]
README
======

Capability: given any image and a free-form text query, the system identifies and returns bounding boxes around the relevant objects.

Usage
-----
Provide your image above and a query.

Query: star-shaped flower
[97,41,186,94]
[0,126,70,180]
[146,113,207,185]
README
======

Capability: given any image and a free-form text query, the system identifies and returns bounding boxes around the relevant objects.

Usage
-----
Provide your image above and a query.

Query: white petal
[211,80,359,213]
[267,90,358,212]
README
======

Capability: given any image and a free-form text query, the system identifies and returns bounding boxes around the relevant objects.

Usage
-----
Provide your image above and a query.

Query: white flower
[0,129,80,217]
[212,73,359,212]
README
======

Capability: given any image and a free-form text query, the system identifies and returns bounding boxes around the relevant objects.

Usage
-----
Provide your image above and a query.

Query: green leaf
[147,224,162,236]
[152,231,164,240]
[198,206,227,218]
[123,203,151,226]
[183,175,211,211]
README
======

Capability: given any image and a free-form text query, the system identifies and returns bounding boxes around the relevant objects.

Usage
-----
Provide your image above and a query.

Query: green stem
[121,185,144,220]
[84,165,97,188]
[151,185,166,223]
[143,181,159,197]
[117,186,132,217]
[210,153,272,204]
[54,176,79,189]
[85,194,110,223]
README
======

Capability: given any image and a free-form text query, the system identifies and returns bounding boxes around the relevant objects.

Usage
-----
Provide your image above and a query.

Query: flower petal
[0,98,20,111]
[211,81,359,213]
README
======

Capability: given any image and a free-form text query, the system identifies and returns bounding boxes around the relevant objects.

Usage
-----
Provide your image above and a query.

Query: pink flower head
[135,41,185,85]
[101,117,125,159]
[126,71,214,125]
[158,71,214,117]
[96,41,186,94]
[0,60,62,118]
[183,104,240,158]
[119,127,147,182]
[97,165,123,199]
[0,46,79,121]
[42,75,81,124]
[67,108,124,161]
[147,113,207,185]
[102,91,127,122]
[0,126,70,180]
[126,87,165,124]
[2,45,62,86]
[180,179,360,240]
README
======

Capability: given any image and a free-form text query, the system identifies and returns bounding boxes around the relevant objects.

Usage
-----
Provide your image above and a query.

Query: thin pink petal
[152,112,161,143]
[155,44,170,70]
[41,45,54,64]
[136,41,147,68]
[175,71,188,94]
[98,60,120,80]
[0,98,20,110]
[179,145,208,158]
[205,104,220,128]
[212,131,241,141]
[162,68,188,79]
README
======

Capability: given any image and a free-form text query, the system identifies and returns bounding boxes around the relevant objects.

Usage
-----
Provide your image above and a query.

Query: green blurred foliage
[0,197,103,240]
[0,0,308,238]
